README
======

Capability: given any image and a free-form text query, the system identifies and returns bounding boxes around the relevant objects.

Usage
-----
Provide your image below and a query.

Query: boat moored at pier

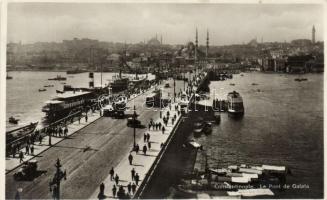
[42,91,94,122]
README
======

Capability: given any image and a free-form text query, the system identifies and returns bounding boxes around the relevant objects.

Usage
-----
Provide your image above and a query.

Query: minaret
[195,28,198,61]
[206,29,209,59]
[312,25,316,44]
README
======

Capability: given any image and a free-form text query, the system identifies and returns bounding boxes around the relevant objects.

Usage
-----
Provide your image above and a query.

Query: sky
[7,3,325,46]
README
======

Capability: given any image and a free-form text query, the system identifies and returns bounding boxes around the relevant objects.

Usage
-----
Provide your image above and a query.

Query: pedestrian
[25,145,29,155]
[110,167,114,180]
[131,168,136,180]
[98,182,105,199]
[39,134,42,144]
[127,182,132,194]
[135,173,140,186]
[144,133,146,142]
[147,133,150,142]
[158,122,162,130]
[19,151,24,163]
[100,109,102,116]
[160,143,164,148]
[12,145,16,158]
[162,126,165,134]
[85,114,88,123]
[31,134,35,145]
[59,127,63,137]
[131,183,136,194]
[64,126,67,136]
[172,118,175,125]
[117,185,125,199]
[30,145,34,155]
[112,185,117,197]
[148,123,151,130]
[114,174,119,185]
[148,141,151,149]
[143,145,147,155]
[135,144,139,154]
[128,154,133,165]
[78,117,81,124]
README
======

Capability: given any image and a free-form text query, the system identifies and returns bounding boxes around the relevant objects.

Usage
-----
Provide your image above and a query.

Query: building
[147,35,161,46]
[286,55,314,73]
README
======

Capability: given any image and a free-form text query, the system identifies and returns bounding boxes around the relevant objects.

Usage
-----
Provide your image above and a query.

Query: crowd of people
[98,166,141,199]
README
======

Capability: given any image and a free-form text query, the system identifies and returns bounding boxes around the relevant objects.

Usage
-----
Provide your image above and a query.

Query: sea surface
[5,71,151,130]
[193,72,323,198]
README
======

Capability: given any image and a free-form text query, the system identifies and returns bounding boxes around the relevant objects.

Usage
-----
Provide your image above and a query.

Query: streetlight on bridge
[49,159,66,200]
[132,105,137,149]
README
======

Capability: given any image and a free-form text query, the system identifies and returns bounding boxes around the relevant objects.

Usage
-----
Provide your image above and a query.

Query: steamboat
[227,91,244,117]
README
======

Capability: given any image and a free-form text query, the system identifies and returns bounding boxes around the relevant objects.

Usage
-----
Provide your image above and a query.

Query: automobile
[14,160,38,180]
[113,110,125,119]
[127,117,141,127]
[103,105,115,117]
[164,83,170,88]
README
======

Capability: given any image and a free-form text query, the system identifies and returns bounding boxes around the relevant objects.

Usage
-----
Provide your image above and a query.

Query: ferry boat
[48,75,67,81]
[227,91,244,117]
[42,91,94,122]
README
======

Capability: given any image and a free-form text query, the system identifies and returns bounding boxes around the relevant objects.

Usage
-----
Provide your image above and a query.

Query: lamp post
[159,88,162,118]
[49,159,66,200]
[182,65,185,92]
[48,129,52,146]
[173,75,176,103]
[133,105,137,149]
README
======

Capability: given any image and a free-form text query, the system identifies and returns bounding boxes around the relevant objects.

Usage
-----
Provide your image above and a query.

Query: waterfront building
[286,55,314,73]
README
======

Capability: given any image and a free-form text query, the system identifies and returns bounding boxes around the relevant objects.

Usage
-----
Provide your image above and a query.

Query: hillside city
[7,26,324,74]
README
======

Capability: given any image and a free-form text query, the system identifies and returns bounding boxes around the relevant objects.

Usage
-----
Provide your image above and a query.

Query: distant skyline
[8,3,324,46]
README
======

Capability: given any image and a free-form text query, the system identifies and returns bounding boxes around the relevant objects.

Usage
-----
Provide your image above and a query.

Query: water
[6,71,152,130]
[194,72,323,198]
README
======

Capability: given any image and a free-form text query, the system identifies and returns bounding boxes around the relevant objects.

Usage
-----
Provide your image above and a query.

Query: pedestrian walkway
[90,100,184,199]
[5,86,157,173]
